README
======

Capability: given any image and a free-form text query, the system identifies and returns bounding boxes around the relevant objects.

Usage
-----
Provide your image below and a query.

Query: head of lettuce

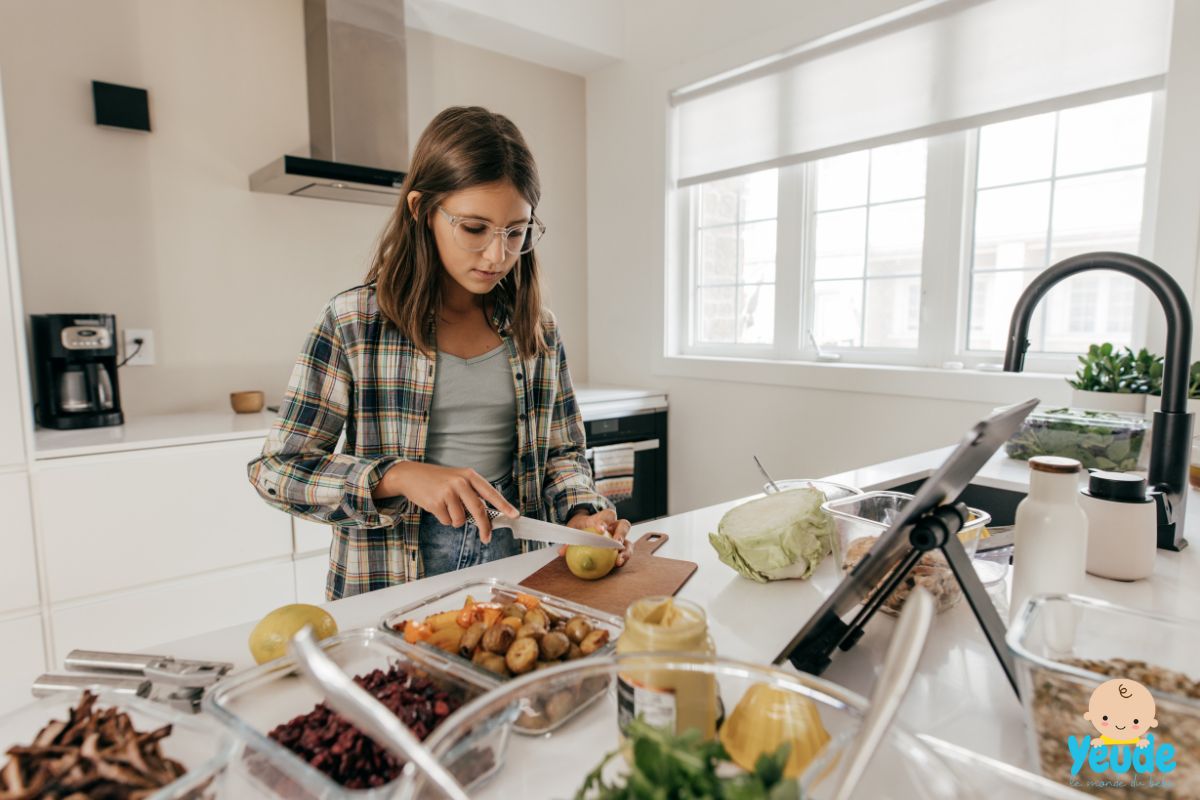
[708,488,836,582]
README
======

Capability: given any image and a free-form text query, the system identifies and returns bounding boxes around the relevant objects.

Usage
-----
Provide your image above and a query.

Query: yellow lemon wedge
[565,528,619,580]
[249,603,338,665]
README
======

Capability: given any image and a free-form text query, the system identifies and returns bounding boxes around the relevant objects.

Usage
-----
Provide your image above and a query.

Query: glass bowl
[406,654,967,800]
[0,690,233,799]
[1008,593,1200,797]
[763,478,863,502]
[204,627,502,799]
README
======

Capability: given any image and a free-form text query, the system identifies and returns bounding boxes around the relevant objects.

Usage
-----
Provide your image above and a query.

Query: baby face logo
[1067,678,1177,780]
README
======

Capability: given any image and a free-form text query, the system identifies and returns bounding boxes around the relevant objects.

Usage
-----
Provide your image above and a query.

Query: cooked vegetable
[565,616,593,644]
[524,607,551,632]
[579,628,610,655]
[482,622,516,654]
[460,621,487,657]
[708,487,835,583]
[566,643,584,661]
[505,637,540,674]
[472,650,508,677]
[517,621,546,640]
[539,630,571,661]
[502,602,527,620]
[576,717,800,799]
[1004,407,1145,470]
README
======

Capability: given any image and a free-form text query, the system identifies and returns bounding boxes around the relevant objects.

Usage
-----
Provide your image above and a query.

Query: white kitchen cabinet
[0,614,45,714]
[294,552,329,605]
[51,559,295,658]
[0,470,38,613]
[34,438,292,603]
[293,516,333,554]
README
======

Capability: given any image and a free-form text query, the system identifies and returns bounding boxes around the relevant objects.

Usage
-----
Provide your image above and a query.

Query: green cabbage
[708,488,835,582]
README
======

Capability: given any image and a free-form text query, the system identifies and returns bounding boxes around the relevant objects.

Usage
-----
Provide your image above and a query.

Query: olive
[459,621,487,657]
[579,629,610,655]
[501,603,527,620]
[482,622,516,654]
[564,616,592,644]
[538,630,571,661]
[505,637,539,674]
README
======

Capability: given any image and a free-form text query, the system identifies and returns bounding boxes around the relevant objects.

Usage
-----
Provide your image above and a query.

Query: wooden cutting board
[518,532,697,617]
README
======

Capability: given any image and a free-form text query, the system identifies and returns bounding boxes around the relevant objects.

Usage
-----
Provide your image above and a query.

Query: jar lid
[1029,455,1082,474]
[1085,469,1148,502]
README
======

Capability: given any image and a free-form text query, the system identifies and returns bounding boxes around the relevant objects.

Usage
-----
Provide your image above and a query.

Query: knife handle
[32,673,151,698]
[65,650,162,674]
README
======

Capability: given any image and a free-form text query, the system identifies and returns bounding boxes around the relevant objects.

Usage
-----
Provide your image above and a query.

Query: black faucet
[1003,251,1191,552]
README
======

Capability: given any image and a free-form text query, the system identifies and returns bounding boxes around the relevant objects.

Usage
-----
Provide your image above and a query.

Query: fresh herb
[1004,407,1145,470]
[575,718,802,800]
[1068,343,1163,395]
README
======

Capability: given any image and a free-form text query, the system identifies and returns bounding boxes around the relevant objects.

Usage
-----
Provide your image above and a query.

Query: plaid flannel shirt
[248,284,612,599]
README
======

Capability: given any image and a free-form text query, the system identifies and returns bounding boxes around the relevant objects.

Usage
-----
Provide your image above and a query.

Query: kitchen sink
[883,479,1026,526]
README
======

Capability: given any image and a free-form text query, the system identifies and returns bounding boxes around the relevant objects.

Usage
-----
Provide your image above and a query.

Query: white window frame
[671,92,1165,375]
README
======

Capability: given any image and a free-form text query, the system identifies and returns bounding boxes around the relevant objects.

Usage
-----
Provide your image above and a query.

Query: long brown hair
[366,106,548,359]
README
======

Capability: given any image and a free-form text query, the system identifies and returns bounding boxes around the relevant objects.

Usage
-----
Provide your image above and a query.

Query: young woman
[249,106,631,600]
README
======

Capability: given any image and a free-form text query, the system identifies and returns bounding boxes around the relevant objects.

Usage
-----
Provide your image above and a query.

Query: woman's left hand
[561,508,633,567]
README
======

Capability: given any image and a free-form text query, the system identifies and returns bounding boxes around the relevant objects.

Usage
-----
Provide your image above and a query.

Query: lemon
[565,529,619,580]
[249,603,338,665]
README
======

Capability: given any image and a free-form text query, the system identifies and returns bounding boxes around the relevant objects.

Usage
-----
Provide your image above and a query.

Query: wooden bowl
[230,390,265,414]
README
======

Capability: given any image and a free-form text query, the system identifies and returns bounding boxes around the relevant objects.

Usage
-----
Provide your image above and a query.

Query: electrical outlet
[123,328,156,366]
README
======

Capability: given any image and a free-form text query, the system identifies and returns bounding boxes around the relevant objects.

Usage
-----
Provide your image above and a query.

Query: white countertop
[32,384,667,459]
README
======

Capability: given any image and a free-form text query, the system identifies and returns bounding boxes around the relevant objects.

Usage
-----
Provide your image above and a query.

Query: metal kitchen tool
[781,398,1039,696]
[829,587,935,800]
[33,650,233,712]
[753,454,781,493]
[468,508,622,549]
[289,626,472,800]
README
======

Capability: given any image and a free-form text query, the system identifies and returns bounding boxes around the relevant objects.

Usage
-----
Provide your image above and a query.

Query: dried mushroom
[0,691,194,799]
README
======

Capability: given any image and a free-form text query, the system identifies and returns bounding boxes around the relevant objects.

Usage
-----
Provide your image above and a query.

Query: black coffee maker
[31,314,124,429]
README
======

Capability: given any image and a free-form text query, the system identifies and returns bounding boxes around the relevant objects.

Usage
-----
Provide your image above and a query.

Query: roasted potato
[524,608,551,632]
[517,621,546,641]
[459,621,487,657]
[564,616,592,644]
[538,630,571,661]
[565,643,584,661]
[505,637,539,674]
[501,603,527,620]
[482,622,516,654]
[544,690,576,724]
[579,628,610,655]
[473,651,508,677]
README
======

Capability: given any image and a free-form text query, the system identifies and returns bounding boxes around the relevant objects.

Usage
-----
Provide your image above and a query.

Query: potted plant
[1142,358,1200,417]
[1068,343,1159,414]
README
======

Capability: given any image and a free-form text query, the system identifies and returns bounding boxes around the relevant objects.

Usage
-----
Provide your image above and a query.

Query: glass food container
[0,690,234,799]
[1008,593,1200,798]
[763,478,863,502]
[406,654,970,800]
[379,578,624,734]
[205,627,503,800]
[921,735,1093,799]
[1004,407,1146,472]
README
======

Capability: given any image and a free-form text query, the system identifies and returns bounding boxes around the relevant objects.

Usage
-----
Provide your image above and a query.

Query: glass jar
[615,596,718,739]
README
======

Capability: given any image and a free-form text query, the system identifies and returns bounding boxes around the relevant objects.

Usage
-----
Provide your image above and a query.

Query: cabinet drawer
[51,560,295,657]
[34,439,292,603]
[0,471,39,612]
[0,614,45,715]
[293,517,333,554]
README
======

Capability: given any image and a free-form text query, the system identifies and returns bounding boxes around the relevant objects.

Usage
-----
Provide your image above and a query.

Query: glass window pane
[867,200,924,276]
[1050,169,1144,263]
[977,113,1056,188]
[813,280,863,347]
[815,208,866,279]
[869,140,927,203]
[863,277,921,348]
[973,183,1051,270]
[1056,94,1152,176]
[816,151,868,210]
[697,287,736,343]
[967,269,1039,351]
[740,221,776,283]
[737,284,775,344]
[699,225,737,284]
[1039,273,1136,353]
[699,177,741,227]
[741,169,779,220]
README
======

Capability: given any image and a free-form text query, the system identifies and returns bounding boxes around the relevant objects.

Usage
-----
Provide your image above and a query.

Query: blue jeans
[417,473,523,577]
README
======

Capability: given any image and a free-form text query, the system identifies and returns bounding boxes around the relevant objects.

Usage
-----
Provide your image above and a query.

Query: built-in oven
[579,391,668,524]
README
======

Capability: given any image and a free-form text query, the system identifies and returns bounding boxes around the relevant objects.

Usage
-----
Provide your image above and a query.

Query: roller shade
[672,0,1172,186]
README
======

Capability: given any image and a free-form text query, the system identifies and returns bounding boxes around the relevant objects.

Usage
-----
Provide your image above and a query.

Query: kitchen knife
[469,509,622,549]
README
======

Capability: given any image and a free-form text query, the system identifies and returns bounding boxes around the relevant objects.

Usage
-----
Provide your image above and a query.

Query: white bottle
[1010,456,1089,640]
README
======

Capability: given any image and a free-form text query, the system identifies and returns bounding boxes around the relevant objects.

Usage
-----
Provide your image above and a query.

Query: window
[676,91,1158,369]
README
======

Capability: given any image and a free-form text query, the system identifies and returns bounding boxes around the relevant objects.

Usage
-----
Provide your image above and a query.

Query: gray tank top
[424,343,517,481]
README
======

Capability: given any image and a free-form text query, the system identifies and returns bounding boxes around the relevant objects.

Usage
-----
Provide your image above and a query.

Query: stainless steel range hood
[250,0,408,206]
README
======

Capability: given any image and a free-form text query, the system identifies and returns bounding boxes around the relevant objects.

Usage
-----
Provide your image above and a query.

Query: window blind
[672,0,1171,186]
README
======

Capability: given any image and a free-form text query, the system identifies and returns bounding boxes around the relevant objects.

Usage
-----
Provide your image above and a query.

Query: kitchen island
[151,445,1200,776]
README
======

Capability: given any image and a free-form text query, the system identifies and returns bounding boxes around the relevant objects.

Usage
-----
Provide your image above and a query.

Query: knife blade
[469,508,622,549]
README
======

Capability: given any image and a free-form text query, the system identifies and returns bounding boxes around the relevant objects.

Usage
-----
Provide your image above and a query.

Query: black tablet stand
[787,502,1019,696]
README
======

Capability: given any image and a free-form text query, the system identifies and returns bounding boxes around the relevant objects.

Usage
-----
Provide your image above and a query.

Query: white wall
[0,0,589,418]
[586,0,1200,513]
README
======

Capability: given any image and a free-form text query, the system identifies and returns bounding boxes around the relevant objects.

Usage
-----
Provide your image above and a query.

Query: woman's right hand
[376,462,519,543]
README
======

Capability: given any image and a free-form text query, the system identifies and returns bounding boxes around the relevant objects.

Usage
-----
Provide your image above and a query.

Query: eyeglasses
[437,206,546,256]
